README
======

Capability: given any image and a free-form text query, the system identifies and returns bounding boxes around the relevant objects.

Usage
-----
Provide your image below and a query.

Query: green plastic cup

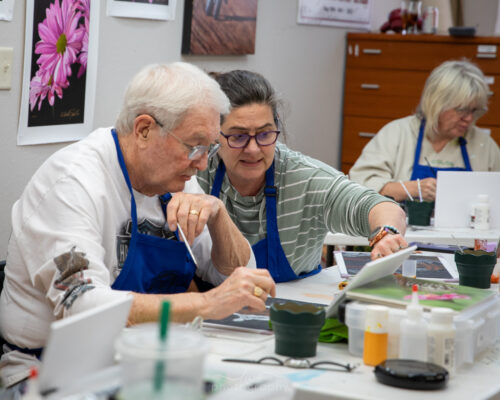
[405,201,434,226]
[454,249,497,289]
[270,301,325,358]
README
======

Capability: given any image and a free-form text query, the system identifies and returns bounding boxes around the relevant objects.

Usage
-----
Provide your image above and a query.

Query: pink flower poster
[17,0,99,145]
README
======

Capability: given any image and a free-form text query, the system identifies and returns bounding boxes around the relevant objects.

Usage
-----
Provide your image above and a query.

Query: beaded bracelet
[368,225,400,248]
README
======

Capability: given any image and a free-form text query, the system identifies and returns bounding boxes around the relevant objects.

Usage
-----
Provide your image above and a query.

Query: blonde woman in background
[349,60,500,201]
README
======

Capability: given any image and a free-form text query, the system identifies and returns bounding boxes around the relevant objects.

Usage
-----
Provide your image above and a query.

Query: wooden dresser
[340,33,500,174]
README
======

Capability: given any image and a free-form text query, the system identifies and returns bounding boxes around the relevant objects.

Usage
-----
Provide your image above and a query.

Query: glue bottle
[363,305,389,366]
[22,367,42,400]
[427,308,455,376]
[399,284,427,361]
[470,194,490,230]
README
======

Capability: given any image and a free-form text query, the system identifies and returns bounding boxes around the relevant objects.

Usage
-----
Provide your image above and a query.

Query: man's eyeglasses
[454,106,486,120]
[220,130,280,149]
[149,115,220,161]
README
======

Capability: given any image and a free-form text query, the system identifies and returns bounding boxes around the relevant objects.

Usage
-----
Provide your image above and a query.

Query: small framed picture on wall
[182,0,258,55]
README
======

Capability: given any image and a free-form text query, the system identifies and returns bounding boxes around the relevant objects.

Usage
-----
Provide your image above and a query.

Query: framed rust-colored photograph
[182,0,258,55]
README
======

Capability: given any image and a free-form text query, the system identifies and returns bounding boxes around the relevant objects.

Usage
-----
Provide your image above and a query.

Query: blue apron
[111,130,196,294]
[211,161,321,283]
[410,119,472,180]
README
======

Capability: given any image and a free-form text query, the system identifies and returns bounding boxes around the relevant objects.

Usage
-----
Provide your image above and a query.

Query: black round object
[374,359,449,390]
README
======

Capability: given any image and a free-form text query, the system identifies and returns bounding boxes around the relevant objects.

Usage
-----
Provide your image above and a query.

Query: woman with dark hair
[198,70,407,283]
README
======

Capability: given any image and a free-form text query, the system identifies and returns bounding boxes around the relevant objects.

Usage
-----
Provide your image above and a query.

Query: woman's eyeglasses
[454,107,486,120]
[220,130,280,149]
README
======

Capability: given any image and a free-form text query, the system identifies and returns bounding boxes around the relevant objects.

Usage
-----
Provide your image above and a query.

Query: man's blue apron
[111,130,196,294]
[2,130,198,360]
[211,161,321,283]
[410,119,472,180]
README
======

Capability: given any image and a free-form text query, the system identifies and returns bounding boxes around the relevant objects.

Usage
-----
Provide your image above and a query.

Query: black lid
[374,359,449,390]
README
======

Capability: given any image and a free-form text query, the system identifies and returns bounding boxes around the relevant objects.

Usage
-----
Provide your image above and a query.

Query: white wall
[0,0,457,259]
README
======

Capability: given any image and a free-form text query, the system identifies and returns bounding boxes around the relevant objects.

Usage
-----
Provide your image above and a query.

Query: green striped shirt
[197,143,389,275]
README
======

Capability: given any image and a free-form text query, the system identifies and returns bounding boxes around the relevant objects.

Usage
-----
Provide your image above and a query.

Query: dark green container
[405,200,434,226]
[454,249,497,289]
[270,301,325,358]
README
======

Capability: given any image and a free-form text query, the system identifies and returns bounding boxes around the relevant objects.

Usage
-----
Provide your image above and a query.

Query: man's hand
[370,234,408,260]
[201,267,276,320]
[167,193,223,245]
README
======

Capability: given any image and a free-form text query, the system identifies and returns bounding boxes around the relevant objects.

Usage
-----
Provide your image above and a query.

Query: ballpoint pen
[177,223,199,267]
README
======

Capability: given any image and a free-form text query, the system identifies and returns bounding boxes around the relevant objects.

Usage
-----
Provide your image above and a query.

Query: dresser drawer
[347,39,500,74]
[344,69,500,125]
[343,91,418,119]
[341,116,391,165]
[344,68,427,98]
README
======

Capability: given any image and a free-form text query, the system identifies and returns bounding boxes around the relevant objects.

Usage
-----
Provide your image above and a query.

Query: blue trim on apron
[211,161,321,283]
[410,119,472,180]
[3,342,43,360]
[110,129,196,294]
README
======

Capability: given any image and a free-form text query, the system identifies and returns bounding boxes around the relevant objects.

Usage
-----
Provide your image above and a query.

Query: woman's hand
[201,267,276,320]
[370,234,408,260]
[415,178,437,201]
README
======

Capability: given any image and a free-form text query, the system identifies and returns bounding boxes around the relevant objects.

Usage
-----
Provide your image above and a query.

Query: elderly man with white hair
[0,62,275,387]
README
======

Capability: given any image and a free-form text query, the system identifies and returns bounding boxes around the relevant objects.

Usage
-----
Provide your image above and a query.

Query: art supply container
[402,259,417,278]
[115,323,208,400]
[455,249,497,289]
[405,200,434,226]
[270,301,325,358]
[363,305,388,366]
[345,302,367,356]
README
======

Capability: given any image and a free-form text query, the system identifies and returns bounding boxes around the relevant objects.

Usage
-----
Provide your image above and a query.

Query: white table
[324,227,500,267]
[203,267,500,400]
[325,227,500,247]
[205,334,500,400]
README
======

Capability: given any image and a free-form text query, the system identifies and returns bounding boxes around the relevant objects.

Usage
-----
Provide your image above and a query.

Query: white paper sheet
[435,171,500,229]
[0,0,14,21]
[107,0,176,21]
[297,0,372,30]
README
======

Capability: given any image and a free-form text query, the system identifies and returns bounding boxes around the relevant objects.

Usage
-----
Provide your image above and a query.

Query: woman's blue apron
[410,119,472,180]
[211,161,321,283]
[111,130,196,294]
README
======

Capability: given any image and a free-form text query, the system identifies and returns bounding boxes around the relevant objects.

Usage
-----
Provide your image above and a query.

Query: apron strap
[112,130,139,232]
[459,137,473,171]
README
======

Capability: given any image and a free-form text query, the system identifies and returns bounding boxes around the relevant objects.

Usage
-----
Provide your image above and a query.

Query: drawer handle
[359,132,376,138]
[360,84,380,90]
[362,48,382,54]
[476,53,497,59]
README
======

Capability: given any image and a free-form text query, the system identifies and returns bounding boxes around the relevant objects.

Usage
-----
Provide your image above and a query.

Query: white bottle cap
[364,305,388,333]
[430,307,454,324]
[477,194,489,203]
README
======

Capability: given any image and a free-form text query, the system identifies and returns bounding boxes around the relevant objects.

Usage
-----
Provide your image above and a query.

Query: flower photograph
[28,0,90,127]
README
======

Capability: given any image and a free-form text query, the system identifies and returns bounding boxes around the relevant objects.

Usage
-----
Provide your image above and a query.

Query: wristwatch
[368,225,400,248]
